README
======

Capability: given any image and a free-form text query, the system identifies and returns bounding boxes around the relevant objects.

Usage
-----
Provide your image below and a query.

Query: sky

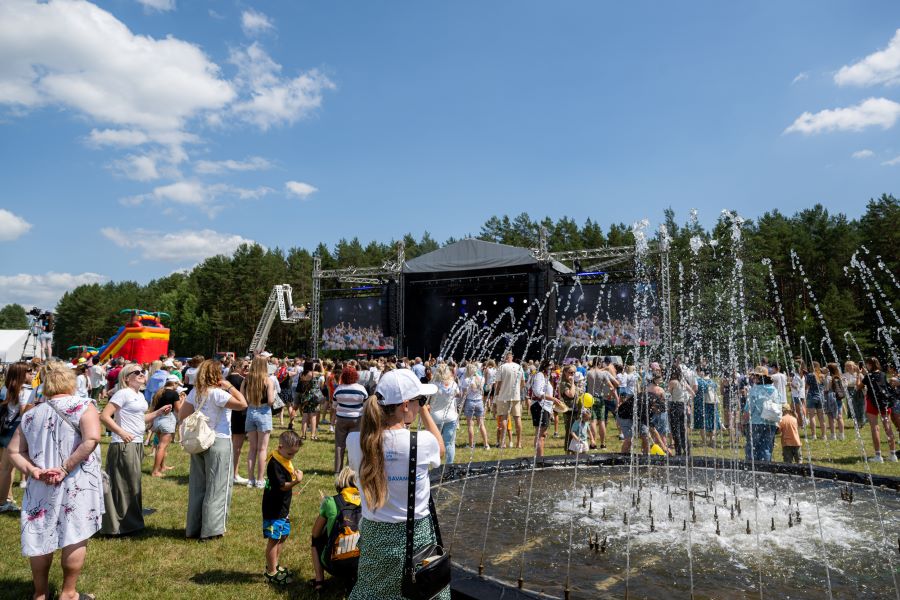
[1,1,900,310]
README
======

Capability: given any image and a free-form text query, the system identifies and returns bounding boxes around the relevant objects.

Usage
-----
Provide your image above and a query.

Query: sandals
[265,569,294,586]
[308,578,325,591]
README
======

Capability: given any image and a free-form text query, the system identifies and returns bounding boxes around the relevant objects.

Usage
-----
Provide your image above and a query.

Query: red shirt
[106,366,122,390]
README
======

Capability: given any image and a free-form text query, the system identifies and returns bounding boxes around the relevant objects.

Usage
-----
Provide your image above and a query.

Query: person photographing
[346,369,448,600]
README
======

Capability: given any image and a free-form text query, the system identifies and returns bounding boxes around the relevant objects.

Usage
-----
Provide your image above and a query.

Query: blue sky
[1,1,899,309]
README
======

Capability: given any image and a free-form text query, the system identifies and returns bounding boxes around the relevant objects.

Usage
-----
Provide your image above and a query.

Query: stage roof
[403,238,573,274]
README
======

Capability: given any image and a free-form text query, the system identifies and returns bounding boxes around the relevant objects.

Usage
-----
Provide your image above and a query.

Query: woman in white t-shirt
[99,363,172,535]
[347,369,447,600]
[0,362,34,513]
[74,363,91,400]
[179,359,247,540]
[529,360,558,457]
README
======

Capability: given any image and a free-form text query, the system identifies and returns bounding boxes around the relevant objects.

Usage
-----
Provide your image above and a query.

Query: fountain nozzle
[650,516,655,532]
[602,507,606,519]
[623,512,629,525]
[788,513,793,528]
[715,520,720,536]
[730,505,735,520]
[589,502,592,515]
[668,504,673,520]
[771,517,775,531]
[590,485,594,498]
[746,520,751,535]
[600,536,608,553]
[683,519,687,531]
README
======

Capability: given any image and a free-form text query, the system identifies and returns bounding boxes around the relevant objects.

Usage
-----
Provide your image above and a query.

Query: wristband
[60,464,70,477]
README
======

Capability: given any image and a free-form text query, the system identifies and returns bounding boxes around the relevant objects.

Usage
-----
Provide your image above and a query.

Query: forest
[3,194,895,363]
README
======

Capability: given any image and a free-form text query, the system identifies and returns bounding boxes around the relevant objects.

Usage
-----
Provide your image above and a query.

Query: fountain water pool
[437,458,900,599]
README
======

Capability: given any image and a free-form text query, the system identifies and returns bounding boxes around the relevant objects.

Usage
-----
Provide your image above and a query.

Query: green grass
[0,412,897,599]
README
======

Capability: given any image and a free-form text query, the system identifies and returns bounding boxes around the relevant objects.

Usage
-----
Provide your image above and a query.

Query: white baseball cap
[163,359,175,368]
[375,369,437,406]
[166,375,180,384]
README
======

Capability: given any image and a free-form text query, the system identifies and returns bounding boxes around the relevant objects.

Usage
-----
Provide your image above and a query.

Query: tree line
[13,194,897,362]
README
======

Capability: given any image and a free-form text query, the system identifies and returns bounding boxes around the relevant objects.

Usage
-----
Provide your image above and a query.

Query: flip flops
[265,570,294,586]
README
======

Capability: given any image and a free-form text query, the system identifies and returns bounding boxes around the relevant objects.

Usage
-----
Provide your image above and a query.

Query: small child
[263,430,304,585]
[778,407,801,464]
[569,408,595,454]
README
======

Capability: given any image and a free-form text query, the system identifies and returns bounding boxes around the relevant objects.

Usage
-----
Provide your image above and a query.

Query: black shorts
[231,409,247,435]
[530,402,551,429]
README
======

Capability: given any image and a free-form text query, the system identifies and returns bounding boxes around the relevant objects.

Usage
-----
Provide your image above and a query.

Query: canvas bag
[180,392,216,454]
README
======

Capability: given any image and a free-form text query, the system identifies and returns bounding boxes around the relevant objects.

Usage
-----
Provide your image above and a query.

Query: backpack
[869,373,896,410]
[180,393,216,454]
[324,493,362,579]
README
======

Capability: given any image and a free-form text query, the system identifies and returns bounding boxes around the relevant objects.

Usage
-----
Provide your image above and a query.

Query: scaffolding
[248,284,308,355]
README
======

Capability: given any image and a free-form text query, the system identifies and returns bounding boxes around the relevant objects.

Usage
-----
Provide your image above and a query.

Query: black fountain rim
[434,453,899,600]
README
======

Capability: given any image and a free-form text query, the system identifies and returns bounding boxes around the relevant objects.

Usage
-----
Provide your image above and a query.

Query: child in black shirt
[263,430,303,585]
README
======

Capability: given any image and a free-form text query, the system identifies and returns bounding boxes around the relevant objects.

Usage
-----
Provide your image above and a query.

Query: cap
[259,351,272,358]
[375,369,437,405]
[163,359,175,368]
[166,375,180,384]
[176,386,187,393]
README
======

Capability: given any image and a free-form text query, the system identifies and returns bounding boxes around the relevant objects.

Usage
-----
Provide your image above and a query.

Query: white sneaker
[255,480,266,489]
[329,425,334,433]
[246,479,256,488]
[0,500,18,513]
[871,454,884,463]
[19,480,26,488]
[888,453,899,462]
[839,434,845,441]
[234,475,249,485]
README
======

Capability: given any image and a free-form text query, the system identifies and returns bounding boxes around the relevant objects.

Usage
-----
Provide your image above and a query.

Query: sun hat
[752,366,770,377]
[375,369,437,406]
[553,402,570,414]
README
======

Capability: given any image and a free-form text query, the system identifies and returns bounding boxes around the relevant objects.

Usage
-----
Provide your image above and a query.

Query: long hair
[244,356,269,407]
[3,362,29,407]
[811,361,823,384]
[194,360,223,399]
[358,397,397,511]
[152,380,177,410]
[865,356,881,372]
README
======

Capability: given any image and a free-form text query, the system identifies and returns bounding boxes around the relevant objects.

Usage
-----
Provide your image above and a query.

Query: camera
[28,306,44,318]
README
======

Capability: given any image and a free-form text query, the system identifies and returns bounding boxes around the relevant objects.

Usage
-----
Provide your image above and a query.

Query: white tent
[0,330,30,363]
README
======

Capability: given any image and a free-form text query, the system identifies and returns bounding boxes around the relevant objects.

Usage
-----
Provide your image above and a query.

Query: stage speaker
[382,280,400,336]
[528,268,558,341]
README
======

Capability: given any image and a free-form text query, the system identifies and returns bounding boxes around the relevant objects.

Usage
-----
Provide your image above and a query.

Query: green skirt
[349,516,451,600]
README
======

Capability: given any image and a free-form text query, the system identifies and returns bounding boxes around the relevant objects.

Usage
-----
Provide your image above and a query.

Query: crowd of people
[556,313,662,348]
[0,348,898,599]
[321,322,394,351]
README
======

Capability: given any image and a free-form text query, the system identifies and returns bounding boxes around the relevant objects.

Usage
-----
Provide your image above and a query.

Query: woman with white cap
[149,375,185,477]
[346,369,447,600]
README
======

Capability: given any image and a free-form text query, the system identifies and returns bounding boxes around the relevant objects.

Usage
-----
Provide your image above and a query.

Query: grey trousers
[334,416,361,472]
[186,437,233,539]
[100,442,144,535]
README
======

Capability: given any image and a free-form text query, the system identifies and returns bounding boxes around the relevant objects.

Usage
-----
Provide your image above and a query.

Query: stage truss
[309,230,672,361]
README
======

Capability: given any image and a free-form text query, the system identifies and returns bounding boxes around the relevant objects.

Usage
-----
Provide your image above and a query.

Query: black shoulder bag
[401,431,451,600]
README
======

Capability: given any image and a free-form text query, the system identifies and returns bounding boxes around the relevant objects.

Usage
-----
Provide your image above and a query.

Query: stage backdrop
[555,282,660,348]
[322,297,395,351]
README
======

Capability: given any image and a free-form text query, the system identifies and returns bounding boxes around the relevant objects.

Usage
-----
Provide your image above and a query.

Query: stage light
[461,299,467,306]
[522,299,528,304]
[477,301,482,306]
[509,297,515,304]
[451,302,456,307]
[492,300,497,305]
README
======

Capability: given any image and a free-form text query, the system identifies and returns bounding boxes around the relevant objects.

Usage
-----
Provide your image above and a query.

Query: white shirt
[109,388,148,443]
[531,372,554,412]
[461,374,483,401]
[771,372,788,404]
[347,429,441,523]
[88,365,106,388]
[429,381,460,424]
[496,362,523,402]
[184,367,198,385]
[791,373,805,399]
[3,385,33,421]
[186,387,232,438]
[75,374,90,398]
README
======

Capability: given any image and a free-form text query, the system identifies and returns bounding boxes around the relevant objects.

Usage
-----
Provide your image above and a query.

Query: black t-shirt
[157,389,180,410]
[226,374,245,405]
[262,458,292,520]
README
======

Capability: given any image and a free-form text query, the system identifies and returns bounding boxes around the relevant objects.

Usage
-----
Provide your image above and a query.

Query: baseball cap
[375,369,437,406]
[259,351,272,358]
[166,375,180,384]
[163,359,175,368]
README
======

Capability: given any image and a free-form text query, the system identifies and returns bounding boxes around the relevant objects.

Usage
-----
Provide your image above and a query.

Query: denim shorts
[651,411,670,434]
[464,398,485,418]
[263,517,291,540]
[245,404,273,432]
[619,418,649,438]
[152,412,176,434]
[806,395,823,410]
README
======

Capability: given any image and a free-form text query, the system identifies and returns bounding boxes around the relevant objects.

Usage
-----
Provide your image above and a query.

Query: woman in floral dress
[7,361,104,600]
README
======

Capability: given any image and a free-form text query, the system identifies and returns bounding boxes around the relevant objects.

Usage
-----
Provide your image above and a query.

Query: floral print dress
[19,395,105,556]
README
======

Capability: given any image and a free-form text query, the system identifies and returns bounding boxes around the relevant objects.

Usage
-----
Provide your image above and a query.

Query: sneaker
[247,479,256,488]
[19,480,26,489]
[889,453,899,462]
[234,475,249,485]
[0,500,18,513]
[839,434,845,441]
[255,480,266,489]
[484,444,491,450]
[329,425,334,433]
[871,454,884,463]
[552,432,559,438]
[618,434,625,441]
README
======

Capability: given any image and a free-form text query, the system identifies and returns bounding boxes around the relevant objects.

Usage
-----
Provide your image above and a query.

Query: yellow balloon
[581,393,594,408]
[650,444,666,456]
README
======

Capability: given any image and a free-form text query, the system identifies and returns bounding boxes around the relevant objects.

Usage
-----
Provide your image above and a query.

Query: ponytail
[358,396,394,511]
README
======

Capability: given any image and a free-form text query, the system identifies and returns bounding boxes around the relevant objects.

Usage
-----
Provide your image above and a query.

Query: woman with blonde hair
[428,363,461,464]
[241,356,276,488]
[804,361,826,440]
[461,362,490,450]
[179,359,247,540]
[8,361,104,600]
[346,369,447,600]
[100,363,172,535]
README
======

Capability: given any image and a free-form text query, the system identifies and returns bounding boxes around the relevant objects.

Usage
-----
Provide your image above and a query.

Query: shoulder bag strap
[404,430,418,576]
[47,399,81,435]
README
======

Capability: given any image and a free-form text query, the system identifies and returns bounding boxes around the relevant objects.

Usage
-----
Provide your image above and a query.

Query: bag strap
[47,399,80,435]
[404,430,418,576]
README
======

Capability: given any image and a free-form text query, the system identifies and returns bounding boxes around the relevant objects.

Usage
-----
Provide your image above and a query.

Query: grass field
[0,410,897,600]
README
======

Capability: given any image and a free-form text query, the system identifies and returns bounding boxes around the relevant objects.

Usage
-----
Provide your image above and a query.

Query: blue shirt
[411,363,426,379]
[145,369,169,403]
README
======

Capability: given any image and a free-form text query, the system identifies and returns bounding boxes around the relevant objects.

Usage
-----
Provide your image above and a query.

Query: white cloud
[194,156,273,175]
[784,97,900,134]
[241,9,275,36]
[835,29,900,87]
[100,227,258,262]
[112,153,162,181]
[852,149,875,159]
[0,272,109,309]
[285,180,318,199]
[228,43,335,130]
[882,155,900,166]
[136,0,175,12]
[791,72,808,85]
[0,209,33,241]
[123,180,274,214]
[0,0,235,132]
[87,128,150,148]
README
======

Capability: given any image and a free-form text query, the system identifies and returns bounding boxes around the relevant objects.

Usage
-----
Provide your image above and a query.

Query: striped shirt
[333,383,368,419]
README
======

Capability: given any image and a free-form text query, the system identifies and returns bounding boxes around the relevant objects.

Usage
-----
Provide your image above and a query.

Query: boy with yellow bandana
[262,430,303,585]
